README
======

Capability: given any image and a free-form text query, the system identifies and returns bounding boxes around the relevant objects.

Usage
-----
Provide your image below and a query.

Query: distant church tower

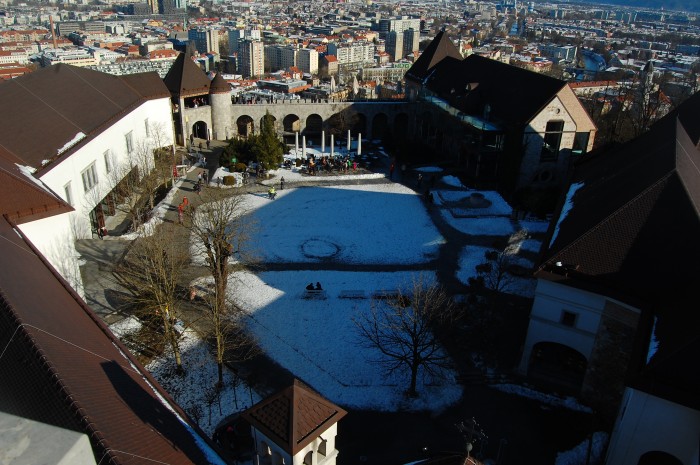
[241,380,347,465]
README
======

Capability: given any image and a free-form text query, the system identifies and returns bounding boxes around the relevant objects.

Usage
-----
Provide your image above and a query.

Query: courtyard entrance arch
[527,342,587,394]
[237,115,254,137]
[192,121,208,140]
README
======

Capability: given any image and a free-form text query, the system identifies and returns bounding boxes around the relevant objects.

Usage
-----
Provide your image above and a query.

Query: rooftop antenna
[456,417,488,462]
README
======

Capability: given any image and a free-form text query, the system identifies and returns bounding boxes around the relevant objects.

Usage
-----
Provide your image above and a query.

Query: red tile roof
[242,380,346,455]
[0,165,225,464]
[0,64,170,173]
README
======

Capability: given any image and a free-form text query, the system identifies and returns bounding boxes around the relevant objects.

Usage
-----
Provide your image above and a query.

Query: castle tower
[209,72,231,140]
[241,380,347,465]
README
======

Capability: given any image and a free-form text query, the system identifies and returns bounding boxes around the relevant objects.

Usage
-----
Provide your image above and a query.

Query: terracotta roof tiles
[242,379,346,455]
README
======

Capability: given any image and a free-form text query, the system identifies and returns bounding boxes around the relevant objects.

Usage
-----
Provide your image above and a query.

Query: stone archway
[260,114,277,133]
[283,114,301,133]
[353,113,366,135]
[371,113,389,141]
[528,341,587,393]
[192,121,208,140]
[419,111,433,139]
[638,451,683,465]
[305,113,323,135]
[237,115,254,137]
[394,112,409,139]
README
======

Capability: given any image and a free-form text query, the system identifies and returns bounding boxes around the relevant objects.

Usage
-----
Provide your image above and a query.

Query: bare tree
[113,223,189,373]
[186,188,257,385]
[354,275,458,398]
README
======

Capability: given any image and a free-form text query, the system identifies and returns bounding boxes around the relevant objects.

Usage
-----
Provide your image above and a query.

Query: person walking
[177,203,184,224]
[280,176,285,190]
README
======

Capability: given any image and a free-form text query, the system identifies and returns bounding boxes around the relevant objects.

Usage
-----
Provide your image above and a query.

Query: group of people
[303,156,360,175]
[194,170,208,194]
[305,282,323,291]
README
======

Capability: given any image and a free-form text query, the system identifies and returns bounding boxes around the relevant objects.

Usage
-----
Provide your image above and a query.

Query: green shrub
[223,175,236,186]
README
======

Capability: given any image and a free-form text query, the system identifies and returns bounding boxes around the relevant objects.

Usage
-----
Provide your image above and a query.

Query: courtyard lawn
[227,270,463,412]
[237,183,445,264]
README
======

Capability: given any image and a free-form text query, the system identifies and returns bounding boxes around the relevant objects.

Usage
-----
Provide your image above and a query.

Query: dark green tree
[220,138,255,169]
[251,111,284,170]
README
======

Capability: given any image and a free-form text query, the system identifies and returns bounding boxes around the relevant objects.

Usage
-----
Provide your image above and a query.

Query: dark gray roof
[405,30,462,84]
[163,52,211,98]
[422,54,566,126]
[0,64,169,172]
[537,91,700,410]
[209,72,229,95]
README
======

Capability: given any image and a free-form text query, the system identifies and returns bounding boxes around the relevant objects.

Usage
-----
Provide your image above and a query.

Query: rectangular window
[560,310,578,328]
[144,118,150,137]
[81,163,98,192]
[541,120,564,162]
[104,149,112,173]
[125,131,133,154]
[572,132,590,155]
[482,132,504,151]
[64,182,73,205]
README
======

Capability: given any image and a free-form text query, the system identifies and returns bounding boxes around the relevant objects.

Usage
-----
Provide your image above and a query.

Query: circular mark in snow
[301,238,341,259]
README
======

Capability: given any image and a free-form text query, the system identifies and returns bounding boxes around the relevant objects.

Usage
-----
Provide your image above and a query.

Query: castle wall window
[81,163,98,192]
[560,310,578,328]
[541,120,564,161]
[125,131,134,154]
[572,131,590,155]
[64,182,73,205]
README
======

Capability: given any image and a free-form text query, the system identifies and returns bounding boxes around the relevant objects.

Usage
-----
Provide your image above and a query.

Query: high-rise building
[188,28,219,55]
[297,48,318,75]
[265,45,297,72]
[228,28,244,54]
[239,39,264,77]
[377,17,420,61]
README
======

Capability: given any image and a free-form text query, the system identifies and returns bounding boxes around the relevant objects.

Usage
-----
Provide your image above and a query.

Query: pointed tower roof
[241,379,347,455]
[163,52,211,98]
[405,30,462,83]
[209,72,230,94]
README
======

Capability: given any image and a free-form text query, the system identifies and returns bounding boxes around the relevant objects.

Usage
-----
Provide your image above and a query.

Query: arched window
[638,451,683,465]
[303,451,313,465]
[318,438,327,457]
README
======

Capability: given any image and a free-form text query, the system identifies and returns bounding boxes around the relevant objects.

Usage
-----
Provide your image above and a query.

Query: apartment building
[239,38,264,77]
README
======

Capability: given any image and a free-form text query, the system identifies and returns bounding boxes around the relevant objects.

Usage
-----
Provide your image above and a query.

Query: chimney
[49,16,58,49]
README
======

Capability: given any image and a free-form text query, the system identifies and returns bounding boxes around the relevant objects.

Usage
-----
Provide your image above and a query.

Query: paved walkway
[77,140,592,465]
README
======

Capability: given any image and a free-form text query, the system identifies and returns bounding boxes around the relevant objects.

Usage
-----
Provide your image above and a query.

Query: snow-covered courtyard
[108,168,603,463]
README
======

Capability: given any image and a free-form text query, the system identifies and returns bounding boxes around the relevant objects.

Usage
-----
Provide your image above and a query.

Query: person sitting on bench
[306,283,315,290]
[315,282,323,290]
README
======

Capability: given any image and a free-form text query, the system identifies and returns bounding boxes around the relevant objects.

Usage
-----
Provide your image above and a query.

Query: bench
[338,290,366,299]
[371,290,401,300]
[302,289,327,300]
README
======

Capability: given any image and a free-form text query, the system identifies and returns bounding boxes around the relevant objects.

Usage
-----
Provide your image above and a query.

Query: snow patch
[550,182,585,247]
[57,132,86,156]
[646,315,659,364]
